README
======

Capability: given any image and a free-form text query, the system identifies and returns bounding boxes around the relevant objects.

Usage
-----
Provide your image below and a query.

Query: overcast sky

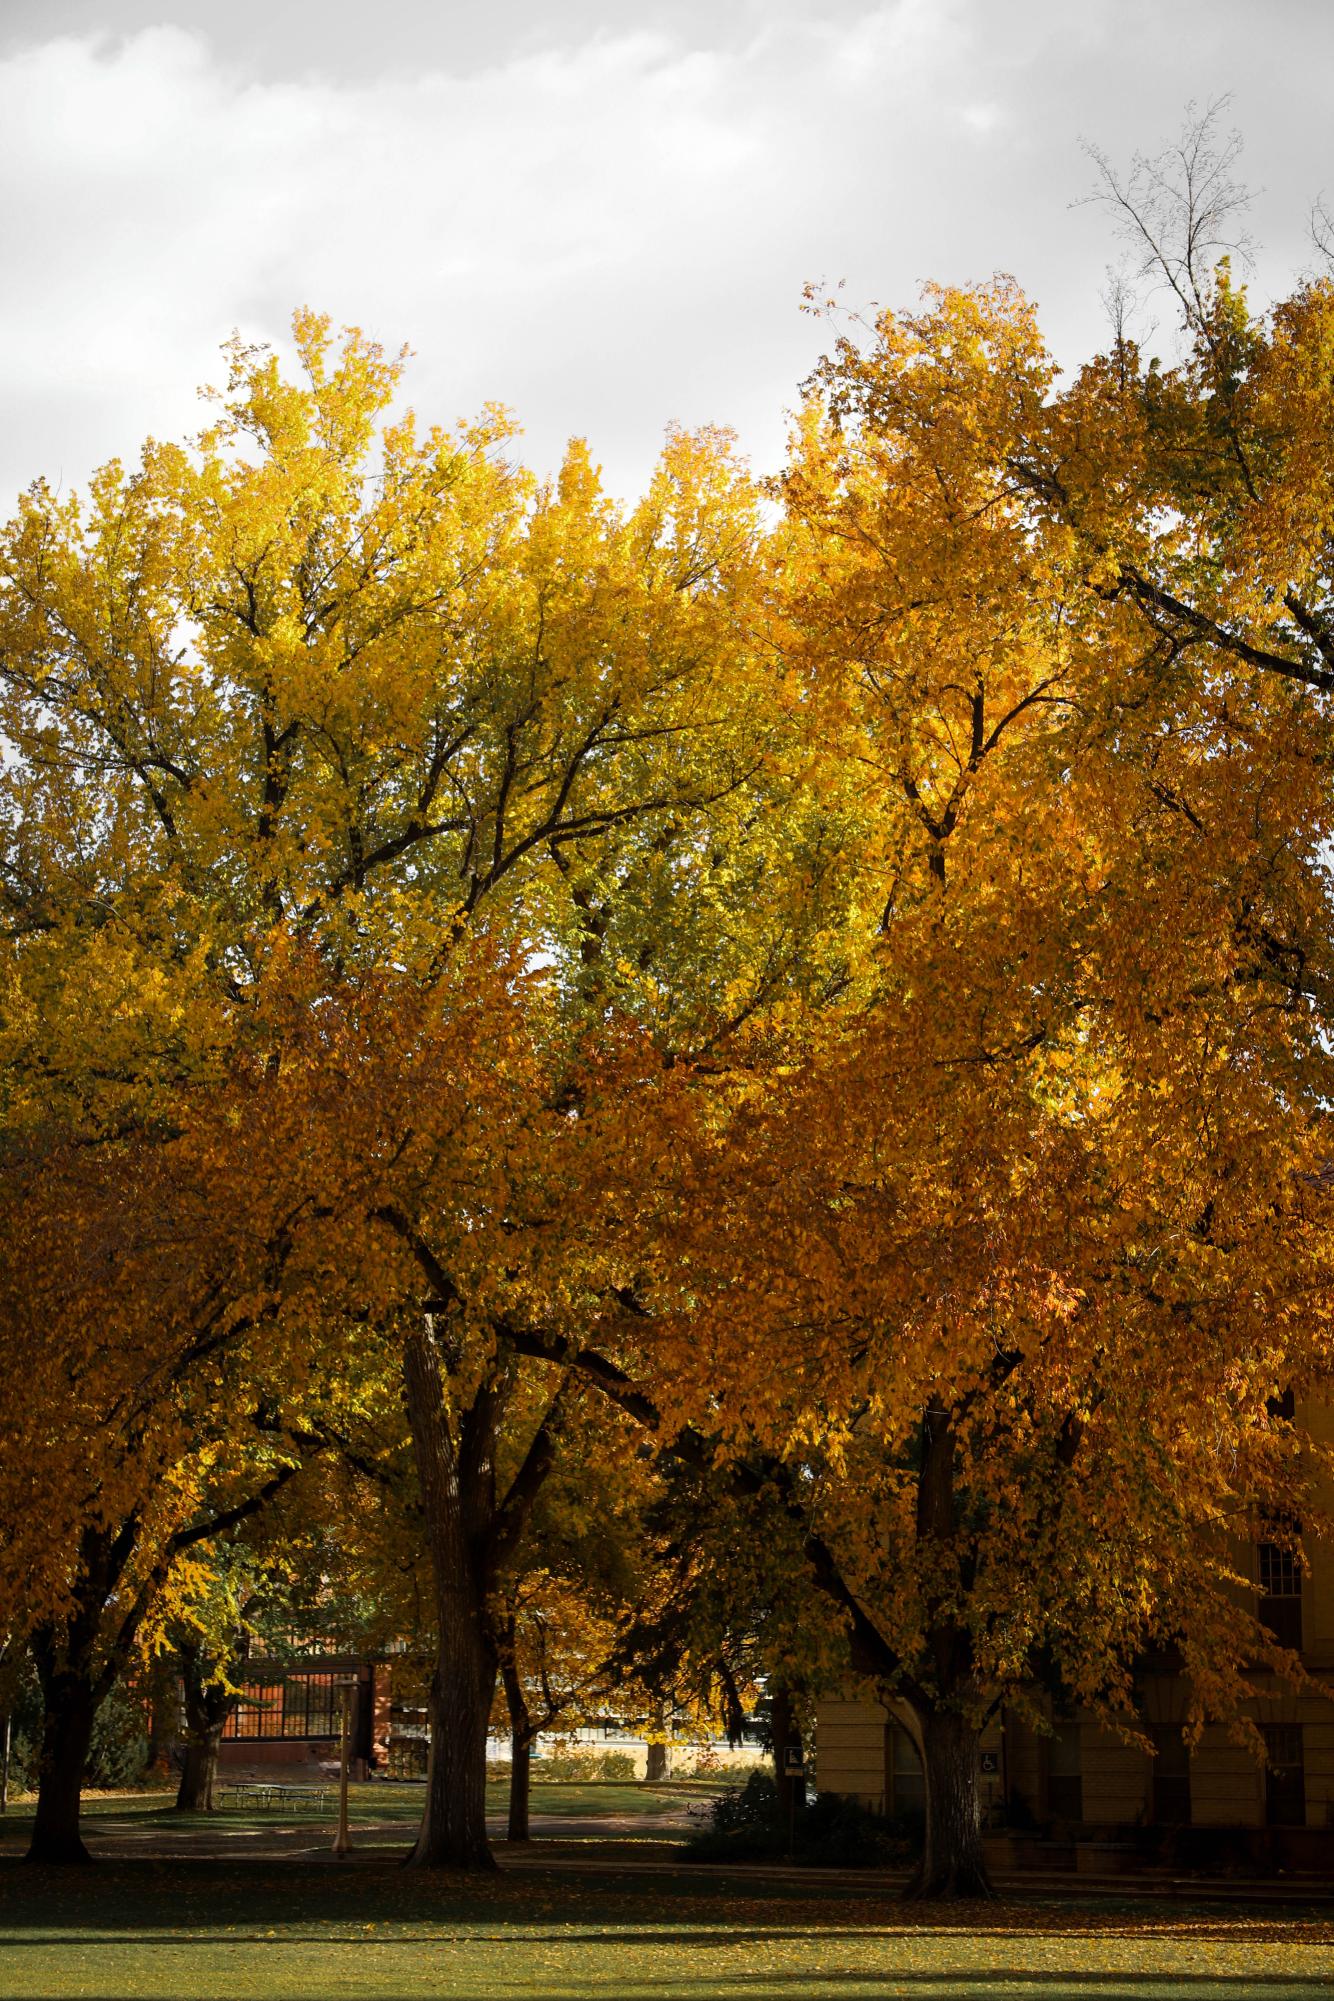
[2,0,1332,505]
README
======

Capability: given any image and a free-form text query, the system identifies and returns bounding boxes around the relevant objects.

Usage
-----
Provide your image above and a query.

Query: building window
[887,1724,925,1817]
[1149,1725,1191,1826]
[1258,1540,1303,1651]
[1047,1718,1082,1822]
[280,1672,339,1739]
[223,1672,340,1741]
[224,1681,284,1740]
[1263,1725,1305,1828]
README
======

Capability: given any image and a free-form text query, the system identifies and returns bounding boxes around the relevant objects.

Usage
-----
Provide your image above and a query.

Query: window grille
[1047,1718,1083,1822]
[222,1672,341,1741]
[1263,1724,1305,1828]
[1258,1540,1303,1651]
[887,1724,924,1816]
[1149,1725,1190,1826]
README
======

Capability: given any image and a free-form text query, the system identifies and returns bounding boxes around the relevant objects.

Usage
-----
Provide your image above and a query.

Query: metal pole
[332,1684,352,1858]
[0,1713,10,1815]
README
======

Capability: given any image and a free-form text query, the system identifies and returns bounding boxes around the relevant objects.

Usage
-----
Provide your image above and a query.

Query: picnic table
[221,1780,329,1813]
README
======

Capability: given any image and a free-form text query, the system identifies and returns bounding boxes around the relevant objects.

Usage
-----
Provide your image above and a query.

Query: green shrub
[534,1747,637,1782]
[684,1769,785,1858]
[683,1770,919,1867]
[86,1683,148,1789]
[3,1728,37,1796]
[798,1789,920,1866]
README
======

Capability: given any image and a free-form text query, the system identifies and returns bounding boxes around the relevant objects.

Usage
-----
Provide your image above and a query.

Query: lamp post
[332,1677,358,1859]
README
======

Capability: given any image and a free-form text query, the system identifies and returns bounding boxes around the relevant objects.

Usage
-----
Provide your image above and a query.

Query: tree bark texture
[26,1661,97,1866]
[896,1400,993,1898]
[175,1730,224,1814]
[905,1706,992,1899]
[24,1538,131,1868]
[403,1320,500,1869]
[174,1642,231,1812]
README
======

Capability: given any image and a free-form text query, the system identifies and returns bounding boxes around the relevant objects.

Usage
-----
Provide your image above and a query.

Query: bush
[0,1654,43,1796]
[2,1728,37,1797]
[1,1665,148,1796]
[86,1682,149,1789]
[1169,1825,1270,1877]
[683,1769,917,1867]
[995,1786,1040,1834]
[684,1770,785,1858]
[534,1747,637,1782]
[798,1789,920,1867]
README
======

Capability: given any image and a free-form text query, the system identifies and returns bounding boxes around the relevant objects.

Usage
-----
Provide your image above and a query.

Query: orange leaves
[608,268,1334,1737]
[5,272,1334,1759]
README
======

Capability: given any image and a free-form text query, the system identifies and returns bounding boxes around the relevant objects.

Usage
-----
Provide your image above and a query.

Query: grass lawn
[1,1837,1333,1999]
[0,1779,708,1856]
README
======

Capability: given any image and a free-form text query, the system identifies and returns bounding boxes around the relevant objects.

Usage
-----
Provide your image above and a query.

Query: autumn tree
[0,1084,355,1862]
[0,320,841,1870]
[13,190,1331,1908]
[164,1467,397,1814]
[632,252,1334,1896]
[609,1453,847,1818]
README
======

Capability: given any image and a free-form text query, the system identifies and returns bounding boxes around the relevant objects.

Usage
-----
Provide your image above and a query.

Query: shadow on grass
[3,1929,1334,1963]
[4,1983,1334,2001]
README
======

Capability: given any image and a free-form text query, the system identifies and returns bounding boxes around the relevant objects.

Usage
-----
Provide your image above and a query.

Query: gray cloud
[1,1,1331,505]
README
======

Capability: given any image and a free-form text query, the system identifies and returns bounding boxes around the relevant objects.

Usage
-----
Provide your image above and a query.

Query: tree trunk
[499,1636,533,1844]
[769,1682,801,1826]
[145,1654,179,1777]
[26,1671,98,1865]
[508,1730,532,1843]
[175,1729,223,1813]
[174,1641,232,1813]
[644,1700,668,1783]
[898,1398,991,1898]
[411,1619,498,1868]
[24,1540,130,1866]
[403,1321,500,1870]
[905,1707,992,1900]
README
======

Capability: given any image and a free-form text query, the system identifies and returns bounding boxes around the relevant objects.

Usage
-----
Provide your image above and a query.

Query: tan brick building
[816,1402,1334,1864]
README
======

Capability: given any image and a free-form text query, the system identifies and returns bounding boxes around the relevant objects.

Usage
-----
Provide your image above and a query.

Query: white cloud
[0,4,1330,506]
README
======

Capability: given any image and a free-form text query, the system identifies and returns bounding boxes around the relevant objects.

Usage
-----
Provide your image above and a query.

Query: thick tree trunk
[411,1620,498,1868]
[897,1399,991,1898]
[905,1708,992,1900]
[27,1672,98,1865]
[403,1321,500,1870]
[175,1729,223,1813]
[24,1540,130,1866]
[174,1641,232,1812]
